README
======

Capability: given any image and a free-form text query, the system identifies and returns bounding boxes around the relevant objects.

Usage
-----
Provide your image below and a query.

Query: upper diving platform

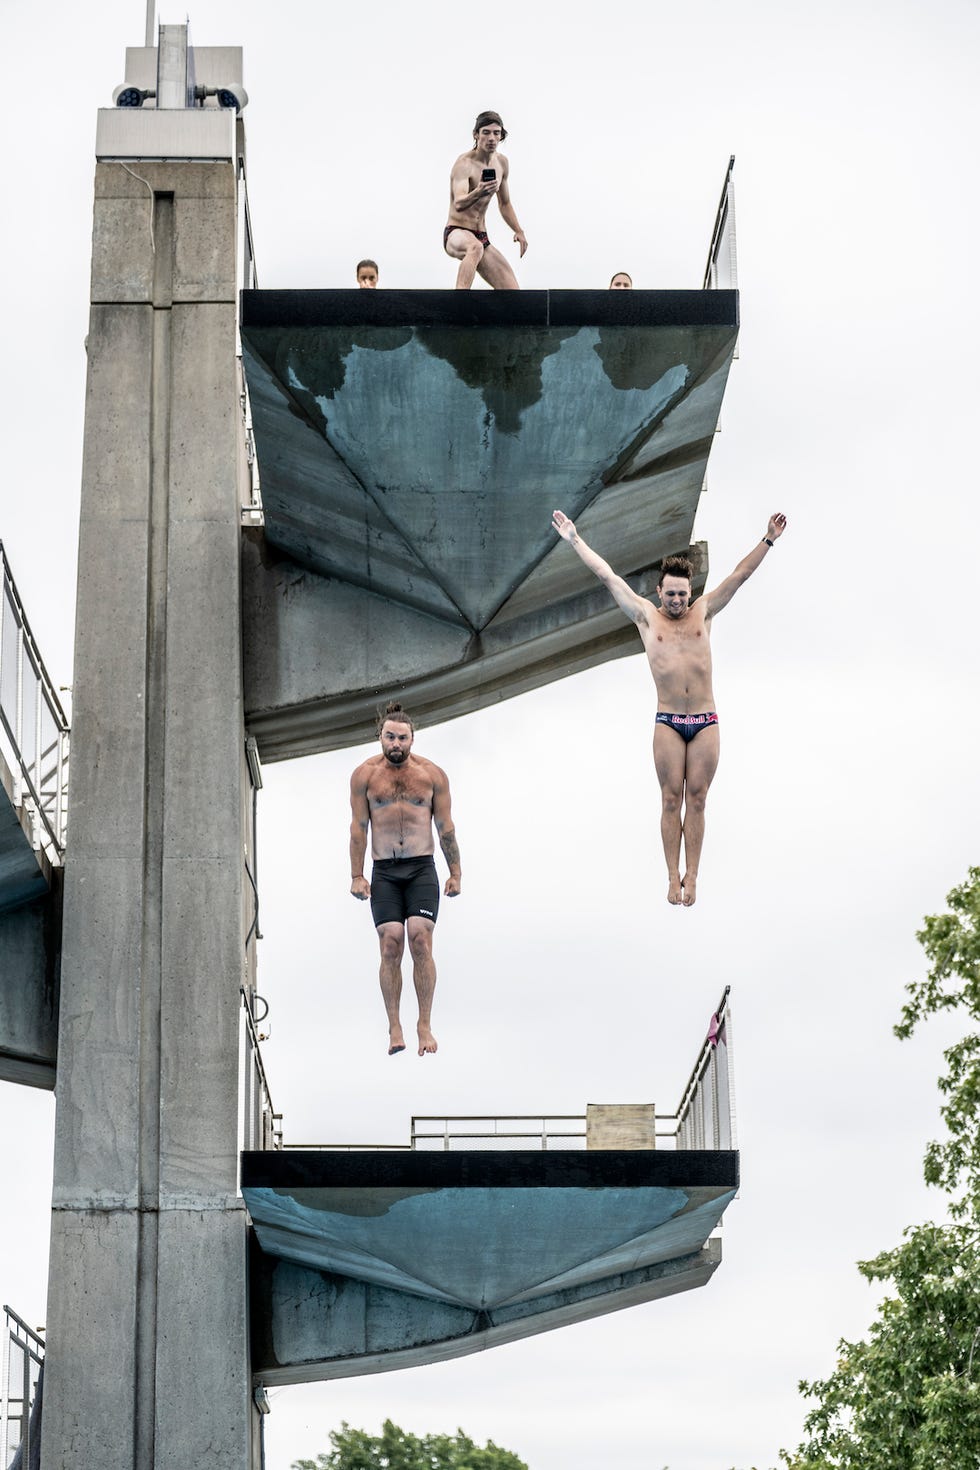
[240,288,738,759]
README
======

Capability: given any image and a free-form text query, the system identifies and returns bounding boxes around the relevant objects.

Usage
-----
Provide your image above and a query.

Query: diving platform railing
[414,991,734,1148]
[236,153,263,528]
[674,984,735,1149]
[0,542,70,863]
[248,988,734,1154]
[0,1305,44,1470]
[703,155,737,291]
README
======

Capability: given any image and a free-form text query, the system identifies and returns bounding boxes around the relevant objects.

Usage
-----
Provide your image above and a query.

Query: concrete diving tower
[243,996,737,1385]
[5,27,743,1466]
[241,287,738,759]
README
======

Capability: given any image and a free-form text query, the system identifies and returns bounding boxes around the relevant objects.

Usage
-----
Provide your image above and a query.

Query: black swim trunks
[444,225,490,252]
[655,711,719,744]
[370,855,440,928]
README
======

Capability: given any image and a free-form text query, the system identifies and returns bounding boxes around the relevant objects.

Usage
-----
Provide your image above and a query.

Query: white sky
[2,1,979,1466]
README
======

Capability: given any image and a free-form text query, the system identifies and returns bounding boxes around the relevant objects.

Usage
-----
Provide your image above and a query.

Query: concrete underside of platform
[0,747,59,1086]
[244,1148,738,1383]
[241,290,737,759]
[0,879,60,1088]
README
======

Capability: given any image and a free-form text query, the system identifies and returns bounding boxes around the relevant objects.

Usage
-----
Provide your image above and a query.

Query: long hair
[473,110,507,141]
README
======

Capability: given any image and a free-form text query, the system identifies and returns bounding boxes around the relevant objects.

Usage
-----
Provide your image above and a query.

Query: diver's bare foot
[667,875,683,905]
[417,1026,438,1056]
[388,1024,406,1055]
[681,873,697,907]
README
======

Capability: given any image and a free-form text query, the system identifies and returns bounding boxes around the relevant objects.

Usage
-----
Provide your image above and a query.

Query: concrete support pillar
[42,151,255,1468]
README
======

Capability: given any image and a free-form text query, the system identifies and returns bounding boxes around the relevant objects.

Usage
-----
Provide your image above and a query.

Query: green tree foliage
[782,1222,980,1468]
[292,1418,529,1470]
[895,864,980,1217]
[781,867,980,1468]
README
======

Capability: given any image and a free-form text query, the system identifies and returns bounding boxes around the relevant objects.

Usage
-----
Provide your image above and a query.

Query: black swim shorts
[370,855,440,928]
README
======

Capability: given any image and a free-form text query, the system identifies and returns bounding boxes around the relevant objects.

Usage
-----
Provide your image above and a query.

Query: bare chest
[646,614,711,663]
[367,772,433,813]
[466,158,502,202]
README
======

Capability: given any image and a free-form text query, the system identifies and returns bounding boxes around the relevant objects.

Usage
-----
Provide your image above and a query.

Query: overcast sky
[2,1,980,1466]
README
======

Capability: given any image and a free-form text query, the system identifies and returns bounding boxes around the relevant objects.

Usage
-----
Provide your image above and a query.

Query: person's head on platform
[473,110,507,152]
[657,555,694,619]
[609,272,633,289]
[356,259,379,289]
[377,700,415,764]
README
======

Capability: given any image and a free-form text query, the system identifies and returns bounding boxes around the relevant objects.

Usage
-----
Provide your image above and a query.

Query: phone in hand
[481,168,496,182]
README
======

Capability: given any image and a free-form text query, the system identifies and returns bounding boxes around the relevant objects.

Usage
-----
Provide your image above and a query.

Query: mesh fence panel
[0,586,18,739]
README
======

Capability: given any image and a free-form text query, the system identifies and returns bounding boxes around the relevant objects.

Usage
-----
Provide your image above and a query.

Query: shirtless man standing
[552,509,788,906]
[444,110,528,290]
[349,702,462,1054]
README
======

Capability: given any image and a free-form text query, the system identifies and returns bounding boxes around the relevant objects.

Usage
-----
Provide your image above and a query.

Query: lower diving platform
[242,992,736,1385]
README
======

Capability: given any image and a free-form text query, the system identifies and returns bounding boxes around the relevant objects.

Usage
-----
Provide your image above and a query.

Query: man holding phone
[444,110,528,289]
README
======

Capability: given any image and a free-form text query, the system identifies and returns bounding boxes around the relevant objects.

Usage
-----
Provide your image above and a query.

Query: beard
[384,748,408,764]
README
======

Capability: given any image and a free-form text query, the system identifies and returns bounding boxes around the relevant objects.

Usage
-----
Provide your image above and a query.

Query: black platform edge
[240,289,738,332]
[240,1148,739,1191]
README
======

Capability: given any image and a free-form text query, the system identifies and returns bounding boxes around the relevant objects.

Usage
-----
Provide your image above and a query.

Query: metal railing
[411,1116,587,1151]
[0,543,70,862]
[703,155,738,291]
[673,985,735,1150]
[404,991,733,1152]
[280,1125,584,1152]
[272,989,735,1154]
[1,1306,44,1470]
[240,988,282,1152]
[236,155,262,526]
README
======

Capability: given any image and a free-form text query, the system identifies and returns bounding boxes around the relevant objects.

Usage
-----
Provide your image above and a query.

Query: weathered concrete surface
[251,1235,723,1386]
[243,1148,736,1301]
[41,142,252,1470]
[240,289,736,759]
[0,879,60,1089]
[242,532,708,756]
